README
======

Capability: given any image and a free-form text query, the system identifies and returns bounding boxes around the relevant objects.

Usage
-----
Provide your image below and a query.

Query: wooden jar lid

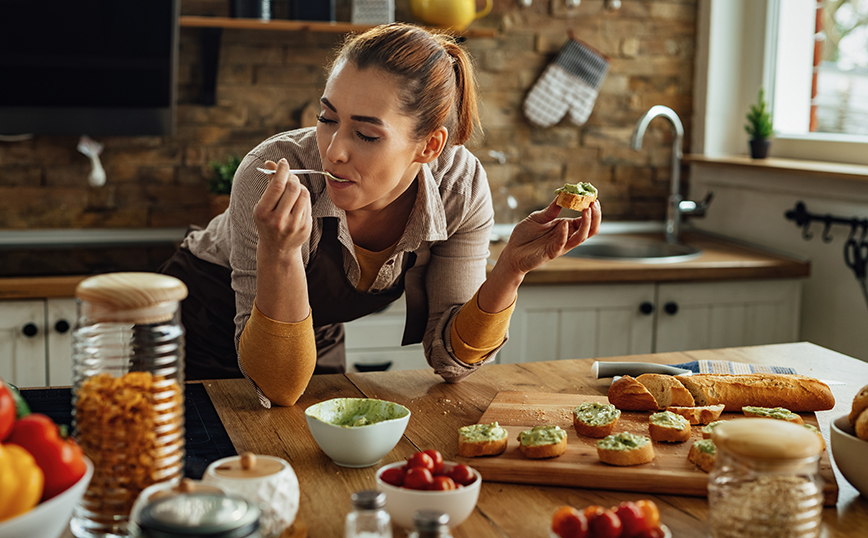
[713,418,822,461]
[75,272,188,324]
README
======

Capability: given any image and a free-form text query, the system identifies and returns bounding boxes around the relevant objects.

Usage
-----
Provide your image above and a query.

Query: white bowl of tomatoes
[375,449,481,530]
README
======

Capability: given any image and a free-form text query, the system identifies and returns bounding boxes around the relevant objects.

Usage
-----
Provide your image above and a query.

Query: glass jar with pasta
[69,272,188,538]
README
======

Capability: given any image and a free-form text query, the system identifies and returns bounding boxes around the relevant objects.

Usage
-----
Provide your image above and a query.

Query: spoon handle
[256,167,327,176]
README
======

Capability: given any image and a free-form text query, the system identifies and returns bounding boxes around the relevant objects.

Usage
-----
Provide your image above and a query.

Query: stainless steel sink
[564,236,702,263]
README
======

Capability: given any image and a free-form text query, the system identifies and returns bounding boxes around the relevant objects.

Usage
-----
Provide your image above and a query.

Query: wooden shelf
[684,154,868,182]
[179,16,498,38]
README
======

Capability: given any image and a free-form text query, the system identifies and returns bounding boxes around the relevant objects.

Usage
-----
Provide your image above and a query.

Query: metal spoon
[256,167,343,181]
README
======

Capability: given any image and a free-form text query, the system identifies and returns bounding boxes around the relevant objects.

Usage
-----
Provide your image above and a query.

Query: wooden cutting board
[455,391,838,506]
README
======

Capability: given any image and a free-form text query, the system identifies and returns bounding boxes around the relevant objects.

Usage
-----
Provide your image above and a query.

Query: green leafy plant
[744,88,774,140]
[208,154,241,195]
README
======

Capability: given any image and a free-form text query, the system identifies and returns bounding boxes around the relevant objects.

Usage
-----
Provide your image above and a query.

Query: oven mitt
[523,37,610,127]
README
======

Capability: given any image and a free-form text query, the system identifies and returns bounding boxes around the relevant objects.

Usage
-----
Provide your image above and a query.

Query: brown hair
[331,23,480,146]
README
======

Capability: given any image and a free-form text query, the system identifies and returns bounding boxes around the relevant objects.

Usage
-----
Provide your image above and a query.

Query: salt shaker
[407,510,452,538]
[70,272,188,538]
[708,418,824,538]
[345,490,392,538]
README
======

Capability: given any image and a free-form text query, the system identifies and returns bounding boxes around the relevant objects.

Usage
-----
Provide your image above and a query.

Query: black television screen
[0,0,179,136]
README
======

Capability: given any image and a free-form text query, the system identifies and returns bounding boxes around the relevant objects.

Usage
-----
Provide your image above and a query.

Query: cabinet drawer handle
[22,323,39,337]
[664,301,679,315]
[353,362,393,373]
[55,319,71,334]
[639,301,655,315]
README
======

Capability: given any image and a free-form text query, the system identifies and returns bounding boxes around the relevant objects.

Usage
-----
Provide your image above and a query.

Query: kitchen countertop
[0,229,810,300]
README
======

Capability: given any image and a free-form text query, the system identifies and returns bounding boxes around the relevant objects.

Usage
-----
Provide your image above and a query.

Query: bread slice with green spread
[573,402,621,438]
[648,411,691,443]
[742,406,804,425]
[555,182,597,211]
[457,422,509,457]
[701,420,725,439]
[517,425,568,459]
[596,432,655,466]
[688,439,717,472]
[666,404,725,425]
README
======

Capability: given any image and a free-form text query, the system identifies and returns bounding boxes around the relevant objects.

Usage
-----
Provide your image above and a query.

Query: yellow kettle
[410,0,493,31]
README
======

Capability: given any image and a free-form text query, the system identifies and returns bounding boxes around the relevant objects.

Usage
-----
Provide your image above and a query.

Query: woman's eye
[316,114,335,124]
[356,132,379,142]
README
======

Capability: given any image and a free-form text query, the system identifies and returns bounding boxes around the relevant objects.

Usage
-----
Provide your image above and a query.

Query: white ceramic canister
[201,453,300,537]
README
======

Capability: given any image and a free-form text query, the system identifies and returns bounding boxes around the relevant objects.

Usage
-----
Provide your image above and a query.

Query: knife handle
[592,361,691,379]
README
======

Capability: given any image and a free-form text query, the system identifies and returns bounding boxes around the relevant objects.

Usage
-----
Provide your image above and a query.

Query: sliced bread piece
[742,406,804,425]
[701,420,725,439]
[573,402,621,438]
[607,375,658,411]
[666,404,725,425]
[518,425,568,459]
[648,411,691,443]
[457,422,509,457]
[636,373,694,410]
[596,432,655,466]
[688,439,717,472]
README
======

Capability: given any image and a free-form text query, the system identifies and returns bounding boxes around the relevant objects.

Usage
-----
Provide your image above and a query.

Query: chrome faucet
[630,105,712,244]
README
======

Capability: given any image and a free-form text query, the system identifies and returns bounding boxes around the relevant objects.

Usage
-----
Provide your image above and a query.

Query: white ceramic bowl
[375,461,481,529]
[830,414,868,497]
[0,457,93,538]
[305,398,410,468]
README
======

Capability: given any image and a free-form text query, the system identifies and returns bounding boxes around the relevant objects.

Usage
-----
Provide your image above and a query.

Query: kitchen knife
[591,360,845,385]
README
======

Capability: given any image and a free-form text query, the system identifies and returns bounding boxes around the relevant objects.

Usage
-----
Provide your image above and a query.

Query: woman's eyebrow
[320,97,384,126]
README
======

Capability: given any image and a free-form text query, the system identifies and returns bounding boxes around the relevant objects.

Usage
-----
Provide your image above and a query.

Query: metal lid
[413,510,450,532]
[351,490,386,510]
[712,418,823,460]
[137,492,260,538]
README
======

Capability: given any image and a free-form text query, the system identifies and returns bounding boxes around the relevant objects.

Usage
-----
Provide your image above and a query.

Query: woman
[161,23,601,407]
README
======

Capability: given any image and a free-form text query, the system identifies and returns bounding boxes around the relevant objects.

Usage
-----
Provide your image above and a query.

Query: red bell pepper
[0,378,15,441]
[7,413,88,501]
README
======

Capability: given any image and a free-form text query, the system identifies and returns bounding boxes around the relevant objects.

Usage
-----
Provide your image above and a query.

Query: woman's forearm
[476,256,525,314]
[254,248,310,322]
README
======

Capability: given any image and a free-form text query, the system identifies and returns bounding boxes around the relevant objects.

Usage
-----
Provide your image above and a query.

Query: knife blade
[591,361,845,385]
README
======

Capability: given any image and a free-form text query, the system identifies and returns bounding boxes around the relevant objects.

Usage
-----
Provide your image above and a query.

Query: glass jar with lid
[134,492,262,538]
[708,418,824,538]
[70,272,188,538]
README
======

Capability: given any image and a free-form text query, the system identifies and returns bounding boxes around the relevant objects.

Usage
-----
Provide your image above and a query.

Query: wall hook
[822,217,834,243]
[802,221,813,241]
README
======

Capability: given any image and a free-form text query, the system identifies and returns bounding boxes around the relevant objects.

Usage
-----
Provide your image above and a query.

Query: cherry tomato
[446,463,476,486]
[551,506,589,538]
[423,449,444,474]
[614,502,648,538]
[582,505,605,521]
[588,508,623,538]
[403,466,434,490]
[634,527,665,538]
[406,451,435,472]
[430,475,457,491]
[380,467,405,487]
[634,500,660,531]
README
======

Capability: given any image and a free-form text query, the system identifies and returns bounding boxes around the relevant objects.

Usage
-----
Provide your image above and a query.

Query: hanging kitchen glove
[523,37,610,127]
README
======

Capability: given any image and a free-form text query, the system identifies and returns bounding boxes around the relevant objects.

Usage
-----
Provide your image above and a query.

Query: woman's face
[316,62,432,214]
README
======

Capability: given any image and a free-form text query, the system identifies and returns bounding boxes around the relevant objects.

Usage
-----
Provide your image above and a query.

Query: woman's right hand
[253,158,312,261]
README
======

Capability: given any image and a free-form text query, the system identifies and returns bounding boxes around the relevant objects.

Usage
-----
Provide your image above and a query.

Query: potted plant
[208,155,241,217]
[745,88,774,159]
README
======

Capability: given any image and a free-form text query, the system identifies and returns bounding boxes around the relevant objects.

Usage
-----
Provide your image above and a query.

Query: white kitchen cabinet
[344,296,428,372]
[0,298,76,387]
[498,279,803,363]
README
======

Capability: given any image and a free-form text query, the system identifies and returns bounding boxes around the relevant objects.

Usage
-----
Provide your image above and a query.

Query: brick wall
[0,0,695,229]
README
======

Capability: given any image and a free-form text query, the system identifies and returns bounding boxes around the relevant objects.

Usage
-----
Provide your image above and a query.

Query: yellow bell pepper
[0,443,44,522]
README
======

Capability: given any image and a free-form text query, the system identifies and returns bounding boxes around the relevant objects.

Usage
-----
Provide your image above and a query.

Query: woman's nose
[325,131,349,164]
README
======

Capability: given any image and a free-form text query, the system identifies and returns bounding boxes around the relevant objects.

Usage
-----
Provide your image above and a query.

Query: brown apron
[159,217,412,380]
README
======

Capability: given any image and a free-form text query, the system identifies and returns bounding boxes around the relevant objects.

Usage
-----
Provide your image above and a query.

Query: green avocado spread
[743,406,799,421]
[702,420,724,436]
[555,182,597,197]
[307,398,409,428]
[650,411,689,429]
[574,402,621,426]
[694,439,716,455]
[459,422,508,442]
[519,425,567,447]
[596,432,650,451]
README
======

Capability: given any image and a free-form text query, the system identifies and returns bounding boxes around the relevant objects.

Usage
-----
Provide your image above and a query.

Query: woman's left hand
[499,199,601,277]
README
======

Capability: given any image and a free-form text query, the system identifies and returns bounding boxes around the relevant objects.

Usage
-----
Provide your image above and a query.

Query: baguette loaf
[596,432,655,466]
[666,404,725,425]
[607,375,658,411]
[849,384,868,427]
[674,373,835,412]
[637,373,695,409]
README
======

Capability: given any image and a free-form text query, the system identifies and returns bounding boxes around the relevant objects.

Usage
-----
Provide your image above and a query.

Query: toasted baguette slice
[802,423,826,451]
[701,420,725,439]
[608,375,658,411]
[666,404,725,425]
[518,425,568,459]
[573,402,621,438]
[688,439,717,472]
[555,182,597,211]
[849,384,868,427]
[742,406,804,425]
[648,411,691,443]
[674,373,835,412]
[596,432,655,466]
[856,409,868,441]
[457,422,509,457]
[637,374,694,410]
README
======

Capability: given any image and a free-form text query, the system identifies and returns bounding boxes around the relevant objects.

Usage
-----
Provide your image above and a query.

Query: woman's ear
[416,126,448,164]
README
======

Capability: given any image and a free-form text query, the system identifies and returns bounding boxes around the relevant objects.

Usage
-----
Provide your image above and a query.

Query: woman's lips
[326,171,352,184]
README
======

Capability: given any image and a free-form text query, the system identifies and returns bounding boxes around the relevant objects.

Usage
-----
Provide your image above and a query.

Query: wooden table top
[200,342,867,537]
